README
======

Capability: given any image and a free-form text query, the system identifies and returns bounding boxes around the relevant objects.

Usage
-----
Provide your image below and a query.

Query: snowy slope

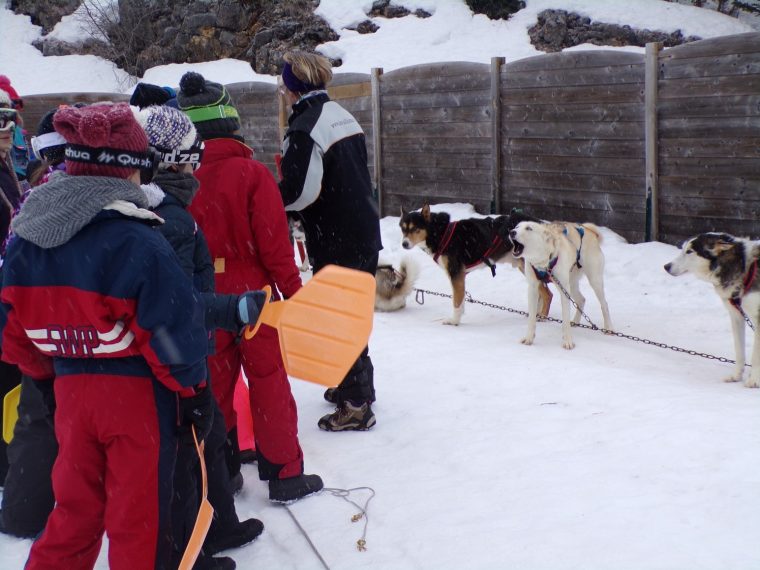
[0,0,754,94]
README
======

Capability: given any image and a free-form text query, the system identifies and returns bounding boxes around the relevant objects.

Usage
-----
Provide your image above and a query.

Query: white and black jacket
[279,92,381,268]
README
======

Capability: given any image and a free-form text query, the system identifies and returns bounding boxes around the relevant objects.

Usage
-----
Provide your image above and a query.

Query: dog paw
[723,374,742,383]
[443,318,460,326]
[745,376,760,389]
[562,340,575,350]
[520,336,534,345]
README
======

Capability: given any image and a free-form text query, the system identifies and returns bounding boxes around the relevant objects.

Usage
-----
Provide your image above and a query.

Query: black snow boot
[204,518,264,555]
[269,473,324,503]
[193,553,236,570]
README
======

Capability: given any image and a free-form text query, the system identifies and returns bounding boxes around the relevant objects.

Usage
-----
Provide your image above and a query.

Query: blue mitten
[237,290,267,327]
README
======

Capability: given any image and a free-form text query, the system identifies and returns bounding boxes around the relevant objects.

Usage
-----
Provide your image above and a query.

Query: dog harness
[563,226,584,269]
[532,256,559,283]
[433,221,503,277]
[729,259,758,311]
[531,226,584,282]
[432,222,458,265]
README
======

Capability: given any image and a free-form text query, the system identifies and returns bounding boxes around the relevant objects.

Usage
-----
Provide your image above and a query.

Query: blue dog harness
[532,256,558,283]
[531,226,585,282]
[564,226,585,269]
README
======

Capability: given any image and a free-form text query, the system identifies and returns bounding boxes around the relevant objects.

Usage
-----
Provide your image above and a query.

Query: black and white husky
[374,257,419,312]
[665,233,760,388]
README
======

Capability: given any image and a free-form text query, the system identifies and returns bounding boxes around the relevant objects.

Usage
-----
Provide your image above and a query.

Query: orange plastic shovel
[178,425,214,570]
[244,264,375,387]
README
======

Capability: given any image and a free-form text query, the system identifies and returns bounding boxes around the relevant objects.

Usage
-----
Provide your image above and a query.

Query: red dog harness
[729,259,758,311]
[433,222,504,276]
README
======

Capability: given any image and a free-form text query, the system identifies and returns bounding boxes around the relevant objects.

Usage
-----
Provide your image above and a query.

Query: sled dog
[374,257,419,312]
[510,220,612,349]
[399,205,552,325]
[664,232,760,388]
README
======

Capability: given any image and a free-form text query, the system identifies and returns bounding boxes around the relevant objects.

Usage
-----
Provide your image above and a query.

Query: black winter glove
[178,387,214,442]
[237,290,267,327]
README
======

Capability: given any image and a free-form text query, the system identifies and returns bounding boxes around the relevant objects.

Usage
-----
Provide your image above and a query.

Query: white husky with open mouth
[511,221,612,349]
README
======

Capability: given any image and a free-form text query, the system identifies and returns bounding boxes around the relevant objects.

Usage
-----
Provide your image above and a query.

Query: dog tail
[397,256,420,298]
[581,223,603,244]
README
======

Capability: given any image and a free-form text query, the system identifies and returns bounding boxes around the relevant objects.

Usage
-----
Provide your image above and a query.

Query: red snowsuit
[190,137,305,479]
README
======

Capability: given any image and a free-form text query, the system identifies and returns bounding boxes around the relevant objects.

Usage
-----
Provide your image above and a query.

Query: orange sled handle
[178,426,214,570]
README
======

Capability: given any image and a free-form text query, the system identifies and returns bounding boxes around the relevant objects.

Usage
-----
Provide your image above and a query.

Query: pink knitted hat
[53,102,149,179]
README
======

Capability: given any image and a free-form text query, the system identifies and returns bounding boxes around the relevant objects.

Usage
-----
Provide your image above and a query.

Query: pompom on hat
[176,71,240,140]
[53,102,149,179]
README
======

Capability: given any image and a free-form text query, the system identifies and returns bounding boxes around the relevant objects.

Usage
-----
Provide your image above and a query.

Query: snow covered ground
[0,0,758,567]
[0,0,754,94]
[1,204,759,569]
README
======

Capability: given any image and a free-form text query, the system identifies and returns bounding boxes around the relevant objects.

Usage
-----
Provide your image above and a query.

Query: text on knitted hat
[133,105,204,168]
[53,103,149,179]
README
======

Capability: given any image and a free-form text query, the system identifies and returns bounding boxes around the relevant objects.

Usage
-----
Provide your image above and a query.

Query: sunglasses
[0,108,17,129]
[12,99,23,111]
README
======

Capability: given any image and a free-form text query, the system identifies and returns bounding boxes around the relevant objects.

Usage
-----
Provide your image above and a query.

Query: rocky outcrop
[368,0,431,20]
[529,10,702,52]
[10,0,79,33]
[17,0,339,77]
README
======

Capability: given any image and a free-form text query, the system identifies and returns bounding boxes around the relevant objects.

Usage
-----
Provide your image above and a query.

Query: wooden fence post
[644,42,662,242]
[277,76,287,144]
[491,57,505,214]
[371,67,384,215]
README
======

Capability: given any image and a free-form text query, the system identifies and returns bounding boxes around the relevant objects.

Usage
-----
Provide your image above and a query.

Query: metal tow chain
[735,303,756,331]
[414,287,750,367]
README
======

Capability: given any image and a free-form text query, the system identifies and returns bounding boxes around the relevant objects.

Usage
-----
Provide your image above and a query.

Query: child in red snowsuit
[178,71,322,503]
[0,103,212,570]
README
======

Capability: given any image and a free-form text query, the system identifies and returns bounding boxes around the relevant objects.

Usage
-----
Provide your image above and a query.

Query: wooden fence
[20,31,760,244]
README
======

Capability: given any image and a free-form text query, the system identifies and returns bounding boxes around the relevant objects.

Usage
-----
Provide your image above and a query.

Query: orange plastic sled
[244,264,375,387]
[178,426,214,570]
[2,384,21,444]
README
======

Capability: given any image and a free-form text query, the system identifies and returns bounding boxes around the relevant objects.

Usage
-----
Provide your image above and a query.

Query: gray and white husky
[374,257,419,312]
[665,233,760,388]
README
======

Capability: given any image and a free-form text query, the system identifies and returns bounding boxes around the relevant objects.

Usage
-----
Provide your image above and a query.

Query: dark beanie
[177,72,241,140]
[130,82,172,109]
[35,109,67,164]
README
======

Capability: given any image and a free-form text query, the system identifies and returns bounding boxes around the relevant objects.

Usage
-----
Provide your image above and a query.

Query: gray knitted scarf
[153,170,200,207]
[12,173,150,249]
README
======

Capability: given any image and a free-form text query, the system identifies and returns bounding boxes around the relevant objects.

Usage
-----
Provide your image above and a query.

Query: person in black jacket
[135,104,266,570]
[278,51,382,431]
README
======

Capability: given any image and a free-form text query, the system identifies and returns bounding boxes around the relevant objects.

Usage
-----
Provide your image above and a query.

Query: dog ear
[421,204,431,221]
[712,239,736,254]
